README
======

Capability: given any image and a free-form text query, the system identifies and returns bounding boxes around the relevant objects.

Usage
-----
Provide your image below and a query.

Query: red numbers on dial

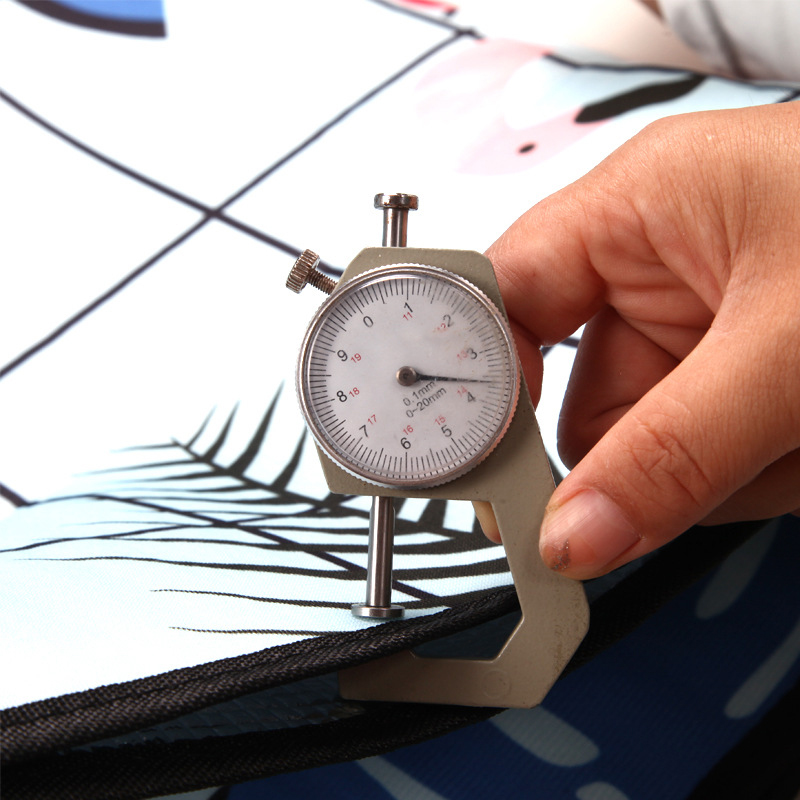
[456,347,478,361]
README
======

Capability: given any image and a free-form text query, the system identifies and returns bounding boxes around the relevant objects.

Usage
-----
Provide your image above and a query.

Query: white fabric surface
[659,0,800,79]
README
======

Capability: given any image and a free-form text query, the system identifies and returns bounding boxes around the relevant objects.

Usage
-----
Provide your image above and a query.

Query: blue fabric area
[229,516,800,800]
[51,0,164,23]
[233,761,394,800]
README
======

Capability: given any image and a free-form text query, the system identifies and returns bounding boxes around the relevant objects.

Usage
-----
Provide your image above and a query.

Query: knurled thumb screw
[286,249,337,295]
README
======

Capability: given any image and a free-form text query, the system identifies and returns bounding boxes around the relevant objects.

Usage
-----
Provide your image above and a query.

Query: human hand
[483,103,800,580]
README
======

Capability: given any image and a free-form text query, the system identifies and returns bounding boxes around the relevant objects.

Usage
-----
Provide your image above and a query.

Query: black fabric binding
[1,520,769,800]
[4,703,499,800]
[1,587,520,765]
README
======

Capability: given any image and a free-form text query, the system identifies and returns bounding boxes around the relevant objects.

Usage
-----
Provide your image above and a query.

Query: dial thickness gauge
[296,264,519,489]
[287,194,588,708]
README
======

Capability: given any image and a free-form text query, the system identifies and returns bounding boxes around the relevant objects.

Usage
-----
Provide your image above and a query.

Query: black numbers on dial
[298,265,519,489]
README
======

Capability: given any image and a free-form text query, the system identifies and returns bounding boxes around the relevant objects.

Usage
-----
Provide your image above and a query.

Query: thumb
[539,323,798,579]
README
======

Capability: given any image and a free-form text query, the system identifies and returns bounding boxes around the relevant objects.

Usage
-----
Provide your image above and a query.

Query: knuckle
[624,413,715,512]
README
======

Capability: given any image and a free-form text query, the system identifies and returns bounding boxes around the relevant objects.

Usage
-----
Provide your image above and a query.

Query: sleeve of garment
[657,0,800,81]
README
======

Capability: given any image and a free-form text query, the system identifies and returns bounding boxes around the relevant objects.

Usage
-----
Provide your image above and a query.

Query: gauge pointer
[396,366,492,386]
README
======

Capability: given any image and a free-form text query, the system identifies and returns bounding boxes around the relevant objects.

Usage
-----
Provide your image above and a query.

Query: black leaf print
[2,387,512,639]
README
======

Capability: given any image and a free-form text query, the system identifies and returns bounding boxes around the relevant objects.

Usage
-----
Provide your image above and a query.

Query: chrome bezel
[296,263,519,489]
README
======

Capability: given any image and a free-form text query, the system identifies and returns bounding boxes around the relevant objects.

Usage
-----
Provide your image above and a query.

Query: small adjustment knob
[286,249,337,295]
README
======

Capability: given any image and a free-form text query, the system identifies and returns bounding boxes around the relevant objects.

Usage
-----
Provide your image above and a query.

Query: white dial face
[297,264,519,488]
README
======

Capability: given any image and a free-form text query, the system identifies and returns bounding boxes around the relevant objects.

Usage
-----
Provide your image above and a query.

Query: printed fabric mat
[1,2,799,799]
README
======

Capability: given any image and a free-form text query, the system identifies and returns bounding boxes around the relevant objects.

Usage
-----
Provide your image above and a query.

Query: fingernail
[540,489,640,576]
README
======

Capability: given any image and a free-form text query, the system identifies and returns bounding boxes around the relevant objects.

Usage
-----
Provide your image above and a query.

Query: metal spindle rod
[352,496,403,619]
[364,496,395,607]
[351,194,418,620]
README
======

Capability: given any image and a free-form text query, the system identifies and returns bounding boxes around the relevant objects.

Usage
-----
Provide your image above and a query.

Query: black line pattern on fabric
[575,75,706,123]
[170,627,343,636]
[0,29,467,381]
[0,387,512,628]
[2,19,795,387]
[0,481,30,508]
[0,217,207,381]
[153,588,353,610]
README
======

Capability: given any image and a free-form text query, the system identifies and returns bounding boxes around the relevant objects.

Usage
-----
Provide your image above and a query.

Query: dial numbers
[297,265,519,488]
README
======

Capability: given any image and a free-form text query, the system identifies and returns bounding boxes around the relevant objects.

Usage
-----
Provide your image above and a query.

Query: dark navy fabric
[228,516,800,800]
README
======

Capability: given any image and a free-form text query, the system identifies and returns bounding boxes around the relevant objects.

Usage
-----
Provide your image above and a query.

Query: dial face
[297,264,519,488]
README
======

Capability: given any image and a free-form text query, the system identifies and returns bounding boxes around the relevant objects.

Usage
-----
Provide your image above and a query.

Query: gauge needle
[396,366,492,386]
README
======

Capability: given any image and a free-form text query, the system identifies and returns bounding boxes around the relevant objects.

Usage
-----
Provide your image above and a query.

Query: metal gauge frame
[295,263,520,490]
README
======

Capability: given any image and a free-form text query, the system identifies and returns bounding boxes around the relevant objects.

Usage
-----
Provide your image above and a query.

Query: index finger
[485,186,611,347]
